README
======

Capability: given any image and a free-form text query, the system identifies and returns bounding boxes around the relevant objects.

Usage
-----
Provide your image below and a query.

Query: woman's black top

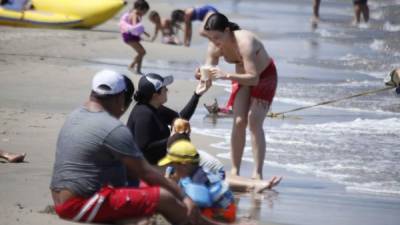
[127,93,200,165]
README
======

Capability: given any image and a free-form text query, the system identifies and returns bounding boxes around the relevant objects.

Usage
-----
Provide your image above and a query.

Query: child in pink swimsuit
[119,0,150,74]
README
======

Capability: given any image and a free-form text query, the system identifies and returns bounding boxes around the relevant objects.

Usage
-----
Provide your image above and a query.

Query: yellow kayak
[0,0,125,28]
[0,7,82,28]
[32,0,126,28]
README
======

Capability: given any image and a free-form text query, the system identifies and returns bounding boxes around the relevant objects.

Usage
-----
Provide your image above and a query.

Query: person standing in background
[353,0,369,24]
[312,0,321,28]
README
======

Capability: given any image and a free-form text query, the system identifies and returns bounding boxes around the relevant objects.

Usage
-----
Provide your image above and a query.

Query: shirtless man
[200,13,278,180]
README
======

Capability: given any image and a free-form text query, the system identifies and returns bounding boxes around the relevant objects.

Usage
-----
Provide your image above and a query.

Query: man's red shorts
[54,186,160,223]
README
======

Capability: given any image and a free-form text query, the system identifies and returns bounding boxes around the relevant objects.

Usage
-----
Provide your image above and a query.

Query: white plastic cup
[200,65,212,81]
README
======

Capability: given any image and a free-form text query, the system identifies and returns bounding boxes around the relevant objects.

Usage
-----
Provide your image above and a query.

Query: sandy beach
[1,0,400,225]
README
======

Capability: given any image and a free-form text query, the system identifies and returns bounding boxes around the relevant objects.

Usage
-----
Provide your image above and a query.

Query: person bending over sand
[148,10,180,45]
[171,4,218,47]
[199,13,278,180]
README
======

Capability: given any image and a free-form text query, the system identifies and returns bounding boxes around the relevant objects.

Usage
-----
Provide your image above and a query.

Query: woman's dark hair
[204,13,240,32]
[133,0,149,11]
[123,75,134,108]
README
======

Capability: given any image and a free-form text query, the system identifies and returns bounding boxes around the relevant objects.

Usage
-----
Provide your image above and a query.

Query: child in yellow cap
[158,139,236,223]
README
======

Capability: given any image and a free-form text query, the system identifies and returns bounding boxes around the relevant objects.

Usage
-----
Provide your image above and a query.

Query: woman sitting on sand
[148,10,180,45]
[171,4,218,47]
[126,73,211,165]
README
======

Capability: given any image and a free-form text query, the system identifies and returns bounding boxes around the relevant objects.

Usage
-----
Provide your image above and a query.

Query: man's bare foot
[254,176,283,193]
[3,152,26,163]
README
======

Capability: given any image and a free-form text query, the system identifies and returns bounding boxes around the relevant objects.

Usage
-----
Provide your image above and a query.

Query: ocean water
[96,0,400,197]
[184,0,400,197]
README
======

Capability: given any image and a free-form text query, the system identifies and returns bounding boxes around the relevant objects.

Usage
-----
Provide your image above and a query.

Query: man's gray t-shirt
[50,107,143,198]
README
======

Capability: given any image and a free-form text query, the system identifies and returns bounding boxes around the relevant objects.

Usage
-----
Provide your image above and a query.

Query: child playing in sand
[119,0,150,75]
[148,10,180,45]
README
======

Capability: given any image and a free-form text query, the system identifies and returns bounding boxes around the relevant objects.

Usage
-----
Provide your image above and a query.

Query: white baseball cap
[92,69,126,95]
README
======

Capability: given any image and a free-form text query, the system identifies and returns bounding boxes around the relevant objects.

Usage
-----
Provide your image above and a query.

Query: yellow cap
[158,140,199,166]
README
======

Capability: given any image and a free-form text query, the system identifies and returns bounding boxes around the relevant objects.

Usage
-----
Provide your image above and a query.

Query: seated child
[168,118,282,193]
[158,139,236,222]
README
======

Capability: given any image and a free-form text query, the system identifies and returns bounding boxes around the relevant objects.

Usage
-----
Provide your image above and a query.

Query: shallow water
[189,0,400,197]
[95,0,400,197]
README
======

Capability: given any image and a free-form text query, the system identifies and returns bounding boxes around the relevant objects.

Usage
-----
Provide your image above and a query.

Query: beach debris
[384,69,400,87]
[204,99,220,114]
[15,203,24,210]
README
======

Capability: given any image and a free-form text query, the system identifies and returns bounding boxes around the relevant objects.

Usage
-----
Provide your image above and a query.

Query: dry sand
[0,1,228,224]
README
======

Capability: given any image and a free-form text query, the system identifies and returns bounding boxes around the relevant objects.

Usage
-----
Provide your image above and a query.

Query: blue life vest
[179,168,234,209]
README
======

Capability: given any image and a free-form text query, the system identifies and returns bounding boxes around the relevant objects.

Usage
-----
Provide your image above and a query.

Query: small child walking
[119,0,150,75]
